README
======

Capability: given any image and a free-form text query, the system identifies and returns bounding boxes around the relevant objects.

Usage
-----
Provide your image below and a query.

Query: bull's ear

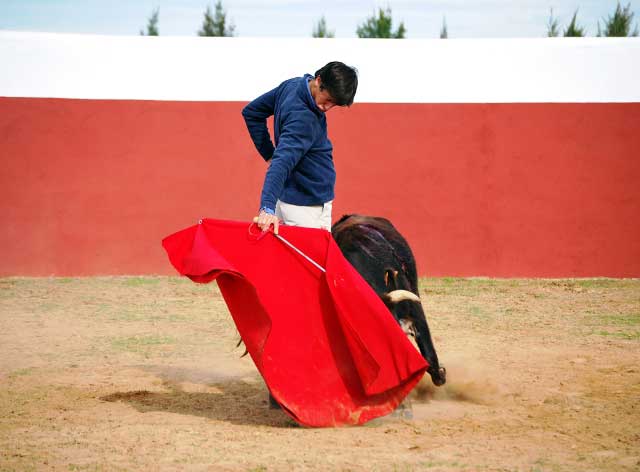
[384,268,398,291]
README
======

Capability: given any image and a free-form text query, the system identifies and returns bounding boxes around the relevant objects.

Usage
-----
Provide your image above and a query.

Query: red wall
[1,97,638,277]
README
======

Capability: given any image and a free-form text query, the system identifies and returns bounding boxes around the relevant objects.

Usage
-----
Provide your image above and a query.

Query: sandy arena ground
[1,276,638,471]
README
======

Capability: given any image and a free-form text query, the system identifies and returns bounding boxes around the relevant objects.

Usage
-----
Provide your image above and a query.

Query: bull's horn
[386,289,421,303]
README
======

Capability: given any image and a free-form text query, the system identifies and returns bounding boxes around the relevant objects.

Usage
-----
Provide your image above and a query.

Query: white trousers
[275,200,333,231]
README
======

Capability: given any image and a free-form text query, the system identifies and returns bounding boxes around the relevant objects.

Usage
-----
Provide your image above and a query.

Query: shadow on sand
[100,371,296,428]
[99,361,496,428]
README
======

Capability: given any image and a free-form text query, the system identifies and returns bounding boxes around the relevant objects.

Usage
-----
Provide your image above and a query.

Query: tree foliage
[564,10,585,37]
[598,2,639,36]
[312,16,335,38]
[440,16,448,39]
[356,7,406,38]
[140,8,159,36]
[546,8,560,37]
[134,2,640,40]
[198,1,235,37]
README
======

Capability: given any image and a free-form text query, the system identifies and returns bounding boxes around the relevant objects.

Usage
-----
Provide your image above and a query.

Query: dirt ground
[0,276,638,471]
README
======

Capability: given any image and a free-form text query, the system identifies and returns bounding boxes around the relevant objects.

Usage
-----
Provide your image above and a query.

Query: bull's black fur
[332,214,418,294]
[332,214,446,386]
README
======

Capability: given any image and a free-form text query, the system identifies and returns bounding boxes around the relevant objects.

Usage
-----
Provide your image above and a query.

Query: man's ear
[315,76,324,91]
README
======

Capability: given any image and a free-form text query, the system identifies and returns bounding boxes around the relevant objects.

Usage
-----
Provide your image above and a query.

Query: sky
[0,0,638,39]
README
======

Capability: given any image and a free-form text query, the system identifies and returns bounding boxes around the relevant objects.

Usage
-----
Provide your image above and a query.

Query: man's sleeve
[242,88,277,161]
[259,113,318,211]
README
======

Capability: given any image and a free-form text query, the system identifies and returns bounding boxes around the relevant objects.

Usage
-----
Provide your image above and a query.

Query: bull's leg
[414,316,447,386]
[393,319,417,419]
[391,397,414,419]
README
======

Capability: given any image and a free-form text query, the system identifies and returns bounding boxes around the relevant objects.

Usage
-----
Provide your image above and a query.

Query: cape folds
[162,218,427,427]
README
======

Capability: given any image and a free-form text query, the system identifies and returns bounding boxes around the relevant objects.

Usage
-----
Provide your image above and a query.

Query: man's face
[312,78,337,113]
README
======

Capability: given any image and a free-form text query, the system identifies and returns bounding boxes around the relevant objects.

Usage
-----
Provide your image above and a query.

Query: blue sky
[0,0,637,38]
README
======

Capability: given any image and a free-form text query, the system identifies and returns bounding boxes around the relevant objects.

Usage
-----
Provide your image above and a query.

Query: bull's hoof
[430,366,447,386]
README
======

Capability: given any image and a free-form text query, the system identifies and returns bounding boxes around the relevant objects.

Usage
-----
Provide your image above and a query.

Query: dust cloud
[411,358,500,405]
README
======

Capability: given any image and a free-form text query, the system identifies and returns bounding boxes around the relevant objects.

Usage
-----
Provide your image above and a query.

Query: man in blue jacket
[242,61,358,234]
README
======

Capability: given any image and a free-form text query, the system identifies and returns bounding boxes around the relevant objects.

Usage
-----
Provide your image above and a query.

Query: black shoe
[268,393,281,410]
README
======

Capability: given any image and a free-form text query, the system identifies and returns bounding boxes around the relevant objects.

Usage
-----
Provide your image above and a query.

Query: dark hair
[314,61,358,107]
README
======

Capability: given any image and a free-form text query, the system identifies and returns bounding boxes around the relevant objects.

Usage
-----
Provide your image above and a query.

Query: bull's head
[381,289,447,387]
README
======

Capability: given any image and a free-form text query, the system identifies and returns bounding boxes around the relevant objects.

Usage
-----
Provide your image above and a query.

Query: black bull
[331,214,446,387]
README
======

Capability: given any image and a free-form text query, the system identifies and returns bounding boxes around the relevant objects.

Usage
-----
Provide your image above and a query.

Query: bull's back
[331,214,419,294]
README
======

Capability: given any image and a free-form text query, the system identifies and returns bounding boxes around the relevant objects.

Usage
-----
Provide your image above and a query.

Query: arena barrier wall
[1,32,639,277]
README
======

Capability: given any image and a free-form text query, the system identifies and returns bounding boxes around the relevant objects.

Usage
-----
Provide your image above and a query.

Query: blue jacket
[242,74,335,212]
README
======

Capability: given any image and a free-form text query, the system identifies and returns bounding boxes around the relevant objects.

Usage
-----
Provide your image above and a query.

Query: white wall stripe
[1,31,639,103]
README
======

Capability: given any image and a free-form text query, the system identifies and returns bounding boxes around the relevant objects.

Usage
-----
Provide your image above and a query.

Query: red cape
[162,218,427,427]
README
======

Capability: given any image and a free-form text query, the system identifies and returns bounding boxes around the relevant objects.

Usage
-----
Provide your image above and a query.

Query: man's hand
[255,210,279,235]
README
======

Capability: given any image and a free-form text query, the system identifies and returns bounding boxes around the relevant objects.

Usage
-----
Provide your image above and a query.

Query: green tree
[312,15,335,38]
[546,8,560,37]
[198,1,235,37]
[564,9,585,37]
[140,7,159,36]
[440,16,448,39]
[356,7,406,38]
[598,2,639,36]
